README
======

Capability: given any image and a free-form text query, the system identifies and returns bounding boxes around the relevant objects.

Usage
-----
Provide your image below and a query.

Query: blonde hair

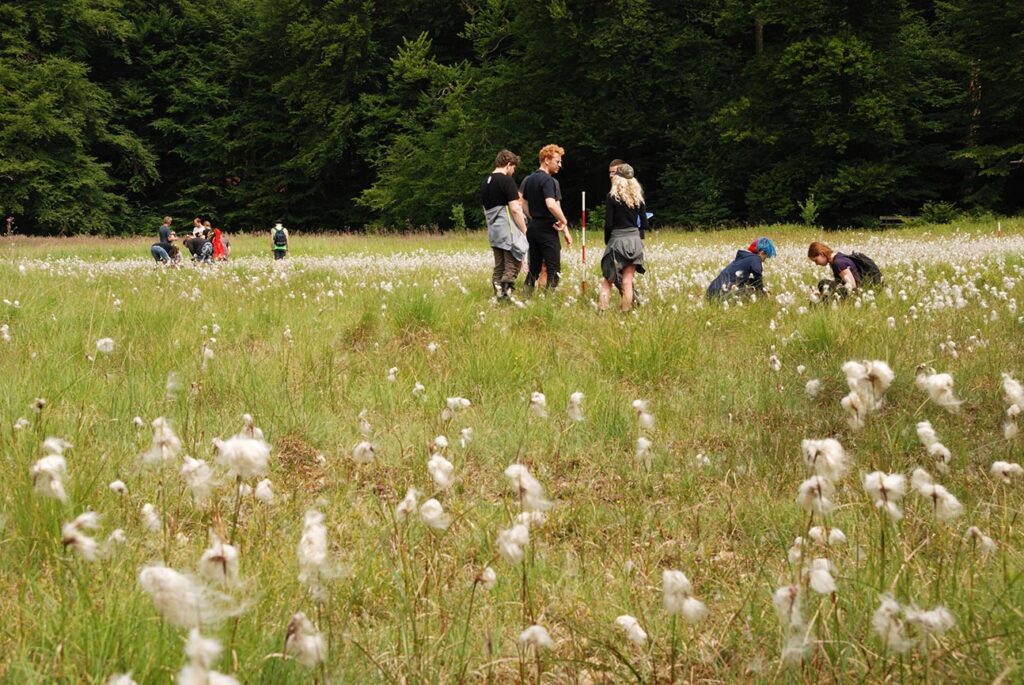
[610,175,644,209]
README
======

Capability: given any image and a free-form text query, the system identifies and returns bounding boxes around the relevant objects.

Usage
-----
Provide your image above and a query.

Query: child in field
[706,237,776,300]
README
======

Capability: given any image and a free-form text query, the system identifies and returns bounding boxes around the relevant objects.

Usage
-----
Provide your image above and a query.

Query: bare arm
[509,201,527,234]
[545,197,568,225]
[519,192,531,222]
[838,268,857,290]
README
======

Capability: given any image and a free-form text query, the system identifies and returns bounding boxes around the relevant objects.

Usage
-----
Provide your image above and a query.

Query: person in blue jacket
[706,237,776,300]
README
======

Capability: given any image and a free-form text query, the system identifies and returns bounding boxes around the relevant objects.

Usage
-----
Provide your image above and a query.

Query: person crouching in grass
[706,237,776,300]
[807,241,859,297]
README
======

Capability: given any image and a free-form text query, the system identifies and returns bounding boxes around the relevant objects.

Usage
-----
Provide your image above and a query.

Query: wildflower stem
[454,581,479,684]
[229,475,243,543]
[669,614,678,684]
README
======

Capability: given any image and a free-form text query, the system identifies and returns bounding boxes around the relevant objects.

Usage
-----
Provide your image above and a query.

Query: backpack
[849,252,882,286]
[273,227,287,247]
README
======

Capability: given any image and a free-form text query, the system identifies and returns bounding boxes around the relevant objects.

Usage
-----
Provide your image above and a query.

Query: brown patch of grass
[275,433,325,491]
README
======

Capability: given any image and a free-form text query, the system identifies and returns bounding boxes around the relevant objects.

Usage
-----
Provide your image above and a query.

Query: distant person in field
[807,241,882,297]
[158,216,173,243]
[271,220,290,259]
[519,162,563,288]
[151,232,180,264]
[192,217,204,237]
[600,164,648,312]
[482,149,529,299]
[706,237,777,300]
[520,144,571,290]
[607,158,646,306]
[5,215,13,235]
[212,225,227,261]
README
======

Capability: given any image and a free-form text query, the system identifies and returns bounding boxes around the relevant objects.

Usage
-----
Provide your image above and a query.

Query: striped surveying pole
[581,191,587,294]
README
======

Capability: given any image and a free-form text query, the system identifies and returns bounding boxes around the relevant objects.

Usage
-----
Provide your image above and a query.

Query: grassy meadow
[1,221,1023,684]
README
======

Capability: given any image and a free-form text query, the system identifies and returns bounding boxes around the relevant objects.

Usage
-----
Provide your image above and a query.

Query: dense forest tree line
[1,0,1021,234]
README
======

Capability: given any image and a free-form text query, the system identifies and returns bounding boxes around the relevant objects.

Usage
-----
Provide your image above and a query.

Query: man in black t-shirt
[158,216,173,243]
[481,150,529,298]
[520,144,571,290]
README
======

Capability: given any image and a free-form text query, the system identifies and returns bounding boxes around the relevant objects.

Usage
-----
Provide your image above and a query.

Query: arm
[546,197,572,246]
[605,195,613,245]
[518,192,531,222]
[509,201,527,234]
[838,268,856,290]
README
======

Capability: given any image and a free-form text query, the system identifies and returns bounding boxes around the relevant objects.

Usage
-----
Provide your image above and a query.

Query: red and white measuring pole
[580,191,587,294]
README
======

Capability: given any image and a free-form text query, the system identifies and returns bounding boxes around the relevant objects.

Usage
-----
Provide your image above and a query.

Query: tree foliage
[0,0,1020,233]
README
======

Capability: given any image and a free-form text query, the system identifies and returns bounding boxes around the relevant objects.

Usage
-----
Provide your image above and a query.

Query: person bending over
[599,164,648,312]
[807,241,859,297]
[706,237,776,300]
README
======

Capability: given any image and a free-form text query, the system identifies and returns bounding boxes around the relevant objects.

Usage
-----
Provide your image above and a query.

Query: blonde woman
[600,164,648,311]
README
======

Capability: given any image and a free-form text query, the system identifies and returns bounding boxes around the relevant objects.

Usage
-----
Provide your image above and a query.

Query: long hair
[610,175,644,209]
[807,241,833,260]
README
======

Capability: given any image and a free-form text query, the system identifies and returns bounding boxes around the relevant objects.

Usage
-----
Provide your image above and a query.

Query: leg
[621,265,637,311]
[544,236,561,289]
[492,247,505,295]
[525,235,542,291]
[501,250,521,296]
[599,279,612,311]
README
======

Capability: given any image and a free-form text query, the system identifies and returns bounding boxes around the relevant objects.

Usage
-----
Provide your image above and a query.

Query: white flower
[441,396,471,421]
[412,381,425,397]
[427,341,438,353]
[109,479,128,495]
[419,498,450,530]
[351,440,376,464]
[916,421,939,447]
[106,674,138,685]
[386,366,398,382]
[181,457,216,504]
[497,523,530,563]
[96,337,115,354]
[396,487,419,520]
[796,365,807,375]
[198,531,240,588]
[635,437,653,468]
[213,435,271,479]
[13,417,29,431]
[297,510,335,602]
[358,408,371,436]
[787,537,803,565]
[1002,372,1024,407]
[915,369,962,412]
[633,399,655,430]
[801,438,848,481]
[990,461,1023,483]
[31,455,68,502]
[504,464,551,511]
[807,558,836,594]
[62,512,101,561]
[141,503,162,532]
[518,625,553,650]
[427,454,454,490]
[964,526,996,556]
[872,594,913,653]
[240,413,264,440]
[477,566,497,590]
[863,471,907,520]
[459,427,473,447]
[614,615,648,646]
[42,436,72,456]
[138,566,239,628]
[515,511,547,527]
[662,569,693,614]
[254,479,274,504]
[808,526,847,546]
[133,416,144,429]
[772,585,805,630]
[840,390,867,430]
[805,379,823,398]
[529,391,548,418]
[682,596,708,624]
[178,628,239,685]
[904,605,955,636]
[768,354,782,372]
[911,468,963,521]
[140,417,182,467]
[286,612,327,669]
[433,435,449,451]
[567,391,584,422]
[796,476,835,514]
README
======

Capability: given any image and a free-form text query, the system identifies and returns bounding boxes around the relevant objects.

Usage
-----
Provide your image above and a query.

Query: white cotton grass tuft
[990,461,1023,484]
[396,487,419,520]
[358,409,371,436]
[212,434,271,479]
[177,627,240,685]
[806,558,836,594]
[31,454,69,502]
[351,440,376,464]
[477,566,497,590]
[61,511,101,561]
[772,585,805,630]
[95,337,115,354]
[254,478,274,504]
[412,381,425,397]
[285,612,327,669]
[239,413,264,440]
[911,468,963,521]
[796,476,836,514]
[441,396,471,421]
[106,674,138,685]
[138,566,241,629]
[787,537,803,565]
[419,498,450,530]
[427,454,454,490]
[529,391,548,418]
[1001,372,1024,407]
[842,360,895,410]
[504,464,552,511]
[1005,405,1020,440]
[662,569,707,623]
[904,605,955,636]
[635,437,653,468]
[133,416,144,429]
[198,531,240,588]
[915,368,962,412]
[964,526,997,556]
[567,391,585,421]
[518,624,554,650]
[109,479,128,495]
[386,366,398,382]
[297,509,337,602]
[863,471,907,520]
[140,417,182,467]
[916,421,952,472]
[805,379,823,398]
[633,399,655,430]
[141,503,162,532]
[840,390,868,430]
[497,523,530,563]
[801,438,848,481]
[808,526,847,546]
[433,435,449,451]
[614,615,648,646]
[515,510,547,527]
[459,427,473,447]
[181,457,217,504]
[872,594,913,653]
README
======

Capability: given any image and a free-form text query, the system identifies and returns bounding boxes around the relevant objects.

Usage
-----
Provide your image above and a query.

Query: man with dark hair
[159,216,173,243]
[520,144,571,290]
[482,150,529,298]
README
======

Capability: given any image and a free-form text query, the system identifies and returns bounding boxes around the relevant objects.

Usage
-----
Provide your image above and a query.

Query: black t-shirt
[480,173,519,210]
[521,171,559,224]
[159,225,170,242]
[604,194,648,243]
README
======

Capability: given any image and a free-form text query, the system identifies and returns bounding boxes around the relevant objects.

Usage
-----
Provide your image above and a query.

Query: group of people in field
[482,145,880,309]
[150,217,292,264]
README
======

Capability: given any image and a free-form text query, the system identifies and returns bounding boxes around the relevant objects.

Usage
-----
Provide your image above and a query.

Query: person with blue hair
[706,237,776,300]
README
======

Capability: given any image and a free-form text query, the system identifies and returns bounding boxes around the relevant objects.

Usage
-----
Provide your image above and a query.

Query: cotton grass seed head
[801,438,848,481]
[990,461,1022,483]
[529,391,548,418]
[614,615,648,646]
[419,498,450,530]
[285,612,326,669]
[497,523,529,563]
[519,624,553,650]
[212,435,271,479]
[504,464,551,511]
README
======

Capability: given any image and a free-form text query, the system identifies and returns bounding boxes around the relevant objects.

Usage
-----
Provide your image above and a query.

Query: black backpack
[274,227,287,246]
[849,252,882,286]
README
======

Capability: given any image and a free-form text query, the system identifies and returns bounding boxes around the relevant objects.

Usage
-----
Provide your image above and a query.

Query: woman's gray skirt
[601,228,645,282]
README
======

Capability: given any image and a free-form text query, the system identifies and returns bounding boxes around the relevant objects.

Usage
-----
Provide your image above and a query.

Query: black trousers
[525,227,560,289]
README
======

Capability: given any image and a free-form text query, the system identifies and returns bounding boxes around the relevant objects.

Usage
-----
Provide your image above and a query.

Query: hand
[564,230,573,247]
